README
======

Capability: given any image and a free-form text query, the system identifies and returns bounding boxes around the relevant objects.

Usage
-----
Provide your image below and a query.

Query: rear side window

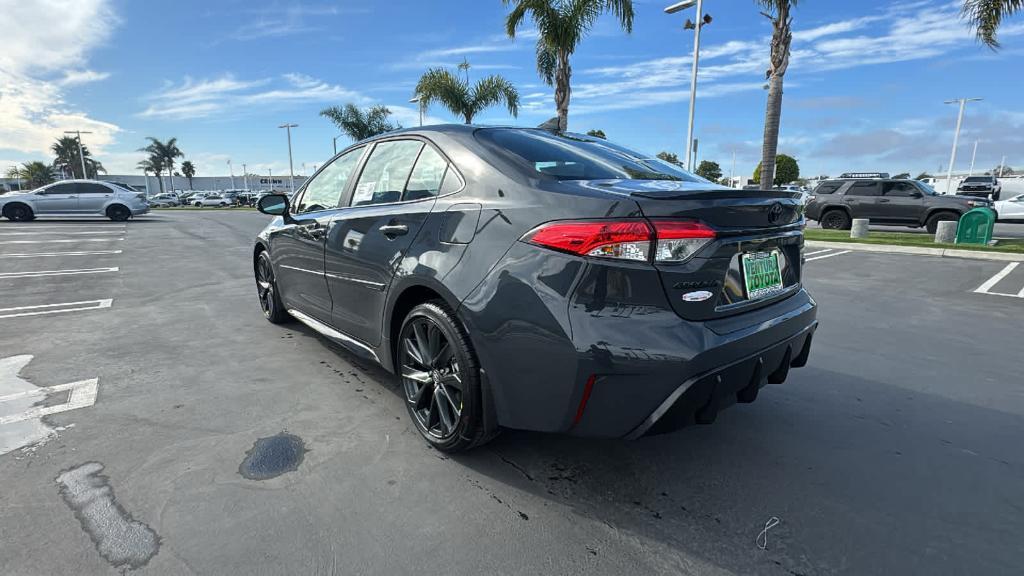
[845,181,881,196]
[883,182,918,197]
[44,183,76,195]
[76,183,111,194]
[813,181,842,195]
[351,140,423,206]
[403,145,448,201]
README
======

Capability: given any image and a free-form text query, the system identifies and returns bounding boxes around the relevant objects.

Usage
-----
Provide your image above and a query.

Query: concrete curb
[805,240,1024,262]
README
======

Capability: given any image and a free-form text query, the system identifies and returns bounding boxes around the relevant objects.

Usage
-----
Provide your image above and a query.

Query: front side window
[846,181,881,196]
[351,140,424,206]
[43,183,76,195]
[295,146,365,213]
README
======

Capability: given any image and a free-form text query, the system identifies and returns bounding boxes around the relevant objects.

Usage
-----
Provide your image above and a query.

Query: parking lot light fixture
[228,159,235,189]
[242,163,248,190]
[943,97,982,194]
[279,123,298,194]
[410,95,423,127]
[664,0,707,171]
[332,134,344,156]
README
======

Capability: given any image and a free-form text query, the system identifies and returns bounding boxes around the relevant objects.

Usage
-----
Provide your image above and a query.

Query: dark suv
[253,126,817,452]
[957,175,1001,200]
[805,177,991,233]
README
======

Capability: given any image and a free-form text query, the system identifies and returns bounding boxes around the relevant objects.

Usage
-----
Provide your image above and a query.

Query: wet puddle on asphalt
[239,432,307,480]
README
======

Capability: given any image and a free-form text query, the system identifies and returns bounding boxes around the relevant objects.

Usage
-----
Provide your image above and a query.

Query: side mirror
[911,191,923,198]
[257,194,289,216]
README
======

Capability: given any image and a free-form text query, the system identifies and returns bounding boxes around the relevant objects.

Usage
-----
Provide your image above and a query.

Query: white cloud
[0,0,120,158]
[231,3,369,40]
[139,74,370,120]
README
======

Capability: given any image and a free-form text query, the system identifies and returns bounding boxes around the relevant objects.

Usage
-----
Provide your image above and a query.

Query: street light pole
[943,97,982,194]
[410,95,423,127]
[332,134,345,156]
[228,159,235,189]
[279,123,298,194]
[242,163,248,190]
[665,0,707,172]
[64,130,93,179]
[968,140,979,177]
[998,155,1006,178]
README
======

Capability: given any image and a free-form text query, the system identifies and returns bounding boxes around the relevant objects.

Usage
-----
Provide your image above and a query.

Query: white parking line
[0,230,124,236]
[973,263,1023,299]
[0,299,113,319]
[0,238,123,245]
[0,250,123,259]
[805,249,833,257]
[806,250,852,262]
[0,267,119,279]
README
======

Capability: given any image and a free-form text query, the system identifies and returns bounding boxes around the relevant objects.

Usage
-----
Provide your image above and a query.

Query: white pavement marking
[806,250,852,262]
[0,250,123,259]
[973,262,1023,299]
[0,230,124,236]
[805,249,833,257]
[0,225,125,230]
[0,238,123,245]
[0,267,119,279]
[0,299,113,319]
[0,355,99,455]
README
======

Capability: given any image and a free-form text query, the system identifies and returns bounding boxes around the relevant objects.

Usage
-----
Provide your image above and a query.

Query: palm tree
[414,67,520,124]
[181,161,196,189]
[320,104,401,142]
[963,0,1022,48]
[50,136,105,179]
[139,137,184,193]
[9,161,57,188]
[756,0,796,191]
[137,156,166,194]
[504,0,635,132]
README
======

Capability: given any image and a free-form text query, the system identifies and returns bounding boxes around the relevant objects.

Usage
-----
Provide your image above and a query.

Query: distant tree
[320,103,401,142]
[962,0,1023,48]
[757,0,798,190]
[586,129,607,139]
[181,161,196,189]
[914,171,933,180]
[414,67,519,124]
[137,157,166,194]
[504,0,634,132]
[695,160,723,181]
[139,137,184,192]
[8,161,57,188]
[656,151,683,166]
[753,154,799,186]
[988,164,1015,176]
[893,172,911,179]
[51,136,104,179]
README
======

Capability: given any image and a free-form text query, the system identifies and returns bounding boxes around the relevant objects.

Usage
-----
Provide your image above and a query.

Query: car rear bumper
[131,205,150,215]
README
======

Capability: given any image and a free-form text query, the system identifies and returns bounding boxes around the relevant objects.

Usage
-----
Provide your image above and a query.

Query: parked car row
[147,189,273,208]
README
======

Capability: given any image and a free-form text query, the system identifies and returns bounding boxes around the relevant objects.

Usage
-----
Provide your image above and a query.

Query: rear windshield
[475,129,705,182]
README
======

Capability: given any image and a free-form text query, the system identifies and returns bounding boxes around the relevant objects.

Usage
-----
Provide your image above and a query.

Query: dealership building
[1,174,308,195]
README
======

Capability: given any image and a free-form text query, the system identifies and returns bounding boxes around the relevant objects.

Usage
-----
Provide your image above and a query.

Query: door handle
[378,224,409,237]
[877,199,890,203]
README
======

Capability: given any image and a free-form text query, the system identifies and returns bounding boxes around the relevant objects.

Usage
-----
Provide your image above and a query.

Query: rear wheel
[107,204,131,222]
[3,203,34,222]
[820,209,851,230]
[398,301,488,452]
[255,251,289,323]
[926,211,959,234]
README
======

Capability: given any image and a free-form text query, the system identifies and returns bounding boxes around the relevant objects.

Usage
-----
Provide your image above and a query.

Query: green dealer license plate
[742,250,784,299]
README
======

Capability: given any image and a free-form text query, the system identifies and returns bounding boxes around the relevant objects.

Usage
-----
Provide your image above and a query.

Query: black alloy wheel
[255,251,289,323]
[5,204,33,222]
[107,205,131,222]
[821,209,851,230]
[398,302,488,452]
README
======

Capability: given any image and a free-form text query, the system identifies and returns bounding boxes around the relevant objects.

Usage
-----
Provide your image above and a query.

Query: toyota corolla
[253,126,817,452]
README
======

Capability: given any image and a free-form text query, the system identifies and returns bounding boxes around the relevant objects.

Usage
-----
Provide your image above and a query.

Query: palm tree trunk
[155,168,165,194]
[555,49,572,132]
[166,161,173,193]
[759,74,784,190]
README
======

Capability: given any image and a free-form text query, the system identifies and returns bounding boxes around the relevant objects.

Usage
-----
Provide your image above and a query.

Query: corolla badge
[682,290,715,302]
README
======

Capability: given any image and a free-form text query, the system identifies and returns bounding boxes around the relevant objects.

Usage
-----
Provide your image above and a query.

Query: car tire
[107,204,131,222]
[195,203,202,208]
[3,203,34,222]
[820,209,851,230]
[398,301,491,453]
[255,250,290,324]
[926,211,959,234]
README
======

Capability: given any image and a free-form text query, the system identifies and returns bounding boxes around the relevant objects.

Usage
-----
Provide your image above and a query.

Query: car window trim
[292,145,368,215]
[339,135,465,209]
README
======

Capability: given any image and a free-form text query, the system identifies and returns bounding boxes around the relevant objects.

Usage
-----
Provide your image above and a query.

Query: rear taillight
[523,219,716,263]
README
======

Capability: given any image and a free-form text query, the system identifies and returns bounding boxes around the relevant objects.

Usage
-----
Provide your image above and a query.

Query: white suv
[0,180,150,222]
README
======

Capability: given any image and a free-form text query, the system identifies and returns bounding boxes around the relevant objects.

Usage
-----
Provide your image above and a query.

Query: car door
[269,146,367,323]
[841,181,883,220]
[33,182,79,213]
[325,139,448,346]
[879,181,923,223]
[75,182,115,213]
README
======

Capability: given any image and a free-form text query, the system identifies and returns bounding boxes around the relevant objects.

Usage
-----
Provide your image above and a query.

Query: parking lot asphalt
[1,212,1022,576]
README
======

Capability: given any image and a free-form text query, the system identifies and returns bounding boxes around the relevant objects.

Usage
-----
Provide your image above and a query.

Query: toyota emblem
[768,203,784,224]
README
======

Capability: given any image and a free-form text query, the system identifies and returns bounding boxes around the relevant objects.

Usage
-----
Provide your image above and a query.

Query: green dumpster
[955,207,996,246]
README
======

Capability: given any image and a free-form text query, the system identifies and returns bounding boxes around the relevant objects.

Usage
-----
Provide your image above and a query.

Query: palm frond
[470,75,521,121]
[963,0,1023,48]
[415,68,472,123]
[536,40,557,86]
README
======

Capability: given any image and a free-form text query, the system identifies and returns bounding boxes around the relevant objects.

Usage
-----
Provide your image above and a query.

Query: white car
[194,194,231,207]
[0,179,150,222]
[994,194,1024,222]
[148,193,180,207]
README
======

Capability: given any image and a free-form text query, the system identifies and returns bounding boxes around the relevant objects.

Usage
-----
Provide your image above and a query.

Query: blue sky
[2,0,1022,181]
